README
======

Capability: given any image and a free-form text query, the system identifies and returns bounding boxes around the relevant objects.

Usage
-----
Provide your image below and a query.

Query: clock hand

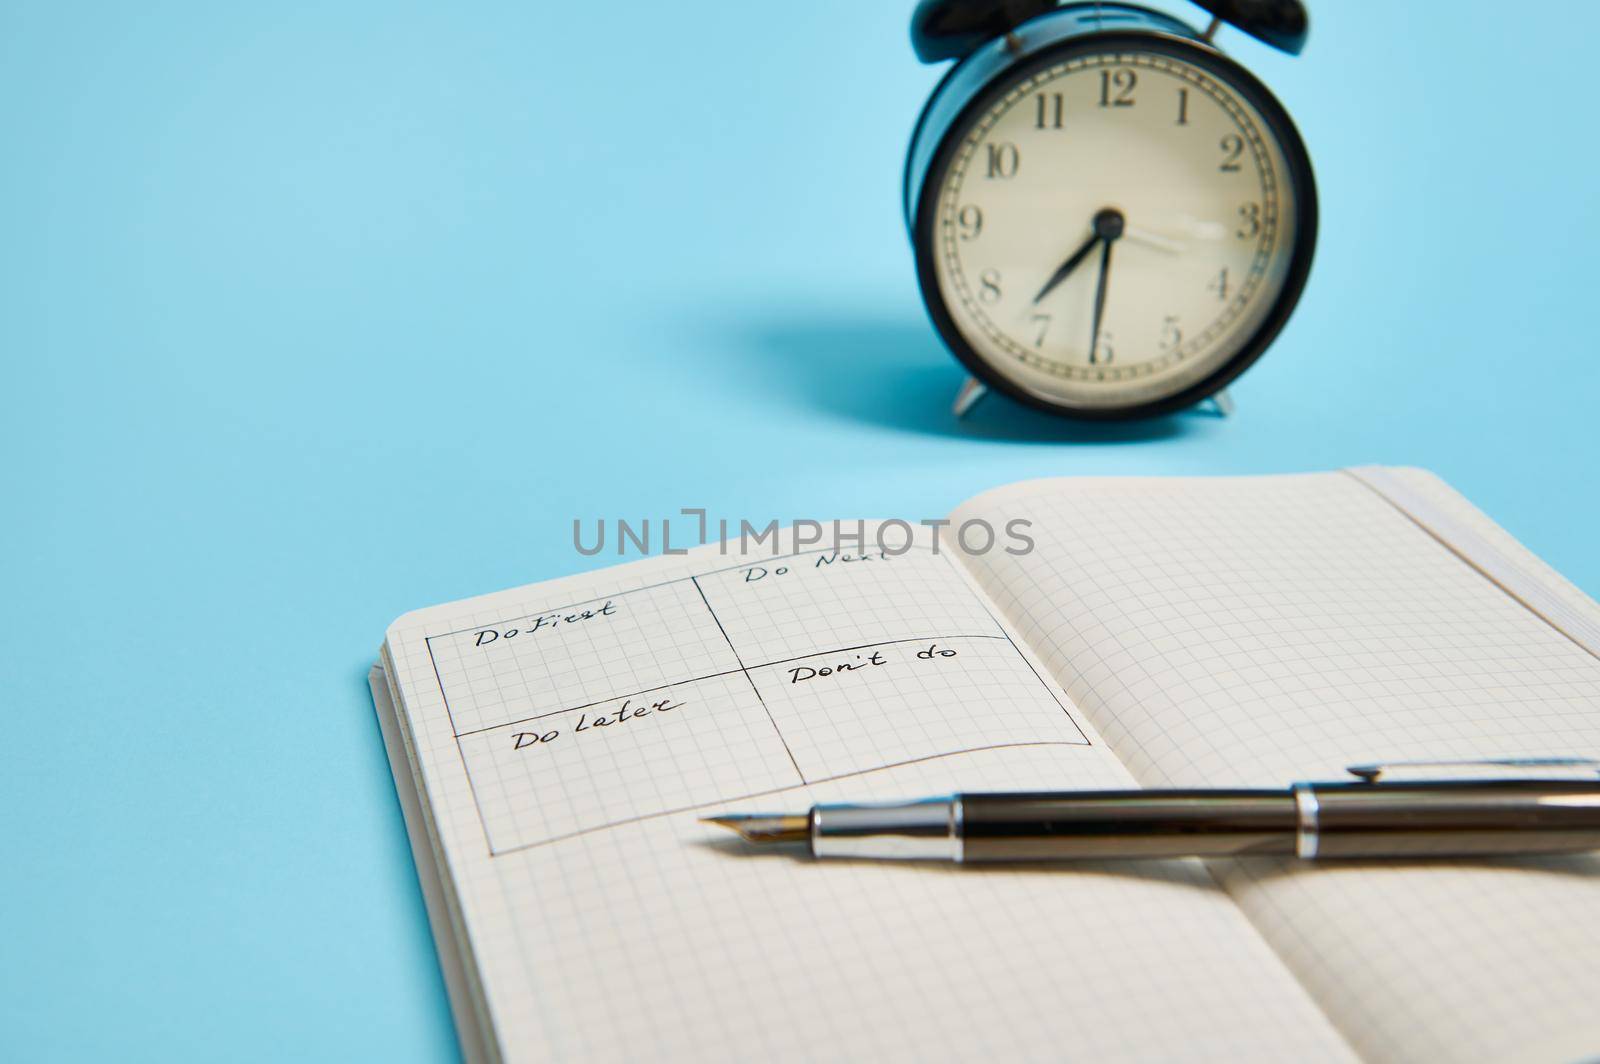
[1123,225,1185,255]
[1088,232,1117,365]
[1031,230,1100,305]
[1034,207,1127,306]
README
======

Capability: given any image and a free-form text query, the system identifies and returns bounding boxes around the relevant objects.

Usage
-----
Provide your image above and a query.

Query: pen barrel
[958,791,1298,861]
[1305,780,1600,858]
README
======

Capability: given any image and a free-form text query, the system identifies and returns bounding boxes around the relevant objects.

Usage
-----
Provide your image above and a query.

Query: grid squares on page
[952,471,1600,1063]
[450,744,1355,1063]
[457,669,803,852]
[1217,852,1600,1063]
[749,635,1086,781]
[958,474,1600,790]
[416,540,1092,853]
[692,547,1007,666]
[429,578,740,736]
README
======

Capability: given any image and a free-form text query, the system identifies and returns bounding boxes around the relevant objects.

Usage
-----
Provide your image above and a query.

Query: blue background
[5,1,1597,1058]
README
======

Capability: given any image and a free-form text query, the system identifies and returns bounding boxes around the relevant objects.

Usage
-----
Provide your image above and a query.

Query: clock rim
[911,30,1319,422]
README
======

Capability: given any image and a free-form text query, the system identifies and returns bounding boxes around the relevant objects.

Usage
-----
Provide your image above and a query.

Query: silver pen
[702,759,1600,862]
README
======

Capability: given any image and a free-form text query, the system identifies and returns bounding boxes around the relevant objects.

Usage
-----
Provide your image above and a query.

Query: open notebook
[370,468,1600,1063]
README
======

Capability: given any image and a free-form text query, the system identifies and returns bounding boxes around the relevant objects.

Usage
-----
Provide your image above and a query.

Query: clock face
[923,42,1313,415]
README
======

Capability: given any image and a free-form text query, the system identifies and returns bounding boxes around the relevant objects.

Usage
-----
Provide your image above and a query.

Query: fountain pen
[702,761,1600,862]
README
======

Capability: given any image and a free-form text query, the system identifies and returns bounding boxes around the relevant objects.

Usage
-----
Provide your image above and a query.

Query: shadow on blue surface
[726,312,1215,443]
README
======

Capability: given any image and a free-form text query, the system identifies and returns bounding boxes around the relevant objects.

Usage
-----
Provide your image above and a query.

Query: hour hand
[1032,231,1100,305]
[1033,208,1127,304]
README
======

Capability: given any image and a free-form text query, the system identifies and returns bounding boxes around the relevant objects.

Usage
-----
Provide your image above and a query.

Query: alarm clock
[904,0,1317,420]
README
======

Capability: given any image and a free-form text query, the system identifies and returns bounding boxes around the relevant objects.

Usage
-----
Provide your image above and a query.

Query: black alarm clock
[904,0,1317,420]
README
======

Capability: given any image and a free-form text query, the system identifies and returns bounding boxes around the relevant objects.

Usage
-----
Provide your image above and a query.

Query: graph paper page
[379,524,1351,1062]
[953,469,1600,1064]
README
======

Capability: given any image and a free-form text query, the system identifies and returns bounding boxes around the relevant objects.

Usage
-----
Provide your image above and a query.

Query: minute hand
[1088,237,1114,364]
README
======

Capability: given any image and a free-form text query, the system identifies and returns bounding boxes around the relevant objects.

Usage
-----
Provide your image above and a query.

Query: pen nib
[701,812,810,844]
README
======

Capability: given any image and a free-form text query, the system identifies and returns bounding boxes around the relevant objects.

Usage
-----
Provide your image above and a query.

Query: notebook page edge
[1346,465,1600,658]
[371,657,502,1064]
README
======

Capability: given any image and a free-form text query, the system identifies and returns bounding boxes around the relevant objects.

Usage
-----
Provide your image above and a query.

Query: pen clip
[1346,757,1600,783]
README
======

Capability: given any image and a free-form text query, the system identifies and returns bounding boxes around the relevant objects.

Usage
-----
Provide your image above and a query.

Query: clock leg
[952,377,989,418]
[1209,388,1236,417]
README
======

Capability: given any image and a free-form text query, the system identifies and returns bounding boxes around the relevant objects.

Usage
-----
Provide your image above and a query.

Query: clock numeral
[1099,69,1136,108]
[1236,202,1262,239]
[1089,330,1114,364]
[1160,315,1183,352]
[985,142,1019,179]
[979,269,1003,304]
[1030,313,1052,347]
[1219,134,1245,172]
[1208,268,1231,303]
[1176,87,1190,126]
[957,204,984,241]
[1034,92,1065,129]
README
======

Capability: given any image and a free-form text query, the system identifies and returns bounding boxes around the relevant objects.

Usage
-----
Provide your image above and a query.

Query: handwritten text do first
[472,600,617,647]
